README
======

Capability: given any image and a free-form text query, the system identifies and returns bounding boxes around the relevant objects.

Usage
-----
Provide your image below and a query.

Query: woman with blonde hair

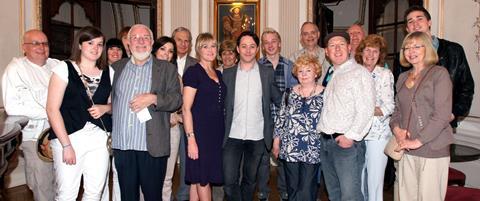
[390,31,453,201]
[272,54,324,201]
[182,33,226,201]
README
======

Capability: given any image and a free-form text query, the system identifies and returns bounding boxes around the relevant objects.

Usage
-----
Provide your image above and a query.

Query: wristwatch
[186,132,195,138]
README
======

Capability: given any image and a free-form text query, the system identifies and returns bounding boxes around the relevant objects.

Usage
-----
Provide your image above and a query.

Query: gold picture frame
[214,0,260,43]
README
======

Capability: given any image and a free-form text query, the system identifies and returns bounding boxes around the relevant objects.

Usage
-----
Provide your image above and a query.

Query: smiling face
[403,38,426,67]
[155,42,175,62]
[221,50,236,68]
[362,46,380,69]
[198,40,217,63]
[22,30,49,66]
[406,10,432,34]
[325,36,351,66]
[261,32,280,57]
[107,46,123,64]
[347,24,365,52]
[296,65,317,85]
[237,35,259,64]
[129,26,153,61]
[300,23,320,49]
[80,37,104,63]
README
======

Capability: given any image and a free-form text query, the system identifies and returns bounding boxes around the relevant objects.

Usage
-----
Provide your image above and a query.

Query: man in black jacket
[394,5,474,128]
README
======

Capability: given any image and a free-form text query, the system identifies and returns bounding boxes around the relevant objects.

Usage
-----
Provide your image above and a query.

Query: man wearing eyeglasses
[2,29,58,201]
[110,24,182,201]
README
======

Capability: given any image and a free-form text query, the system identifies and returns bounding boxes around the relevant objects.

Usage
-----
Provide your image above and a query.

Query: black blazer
[222,63,282,150]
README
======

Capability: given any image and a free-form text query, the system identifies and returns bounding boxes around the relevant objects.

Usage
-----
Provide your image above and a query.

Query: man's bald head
[22,29,49,66]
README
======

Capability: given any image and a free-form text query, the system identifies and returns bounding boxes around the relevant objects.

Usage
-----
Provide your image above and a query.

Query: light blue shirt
[112,57,153,151]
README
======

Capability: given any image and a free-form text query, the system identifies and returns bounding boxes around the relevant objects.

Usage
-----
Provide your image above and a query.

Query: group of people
[1,5,474,201]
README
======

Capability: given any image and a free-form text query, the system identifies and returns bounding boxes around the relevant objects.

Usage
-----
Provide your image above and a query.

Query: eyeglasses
[24,41,49,47]
[130,35,152,42]
[402,45,424,52]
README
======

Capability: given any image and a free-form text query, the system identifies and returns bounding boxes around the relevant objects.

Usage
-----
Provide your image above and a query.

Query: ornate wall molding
[474,0,480,60]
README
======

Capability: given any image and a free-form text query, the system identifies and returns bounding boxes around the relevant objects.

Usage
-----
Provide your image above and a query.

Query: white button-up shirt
[317,59,375,141]
[2,57,59,140]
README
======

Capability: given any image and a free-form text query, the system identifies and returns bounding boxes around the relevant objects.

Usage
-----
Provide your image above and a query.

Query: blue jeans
[175,128,189,201]
[320,135,365,201]
[257,146,288,200]
[283,160,320,201]
[223,138,264,201]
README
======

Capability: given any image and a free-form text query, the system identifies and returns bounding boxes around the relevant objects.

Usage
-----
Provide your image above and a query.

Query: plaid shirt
[258,56,297,119]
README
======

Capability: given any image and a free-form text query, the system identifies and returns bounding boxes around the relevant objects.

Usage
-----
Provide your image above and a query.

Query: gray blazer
[222,63,282,150]
[184,55,198,73]
[111,58,182,157]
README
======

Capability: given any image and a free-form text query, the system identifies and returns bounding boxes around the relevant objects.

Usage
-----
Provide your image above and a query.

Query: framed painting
[214,0,260,43]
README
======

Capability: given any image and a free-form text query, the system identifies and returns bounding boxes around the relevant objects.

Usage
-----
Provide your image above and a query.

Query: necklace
[300,84,317,98]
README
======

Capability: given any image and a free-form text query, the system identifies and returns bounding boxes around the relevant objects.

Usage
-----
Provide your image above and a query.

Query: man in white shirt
[316,32,375,201]
[2,29,59,201]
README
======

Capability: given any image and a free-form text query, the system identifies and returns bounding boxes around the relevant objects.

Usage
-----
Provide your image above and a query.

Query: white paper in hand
[136,108,152,123]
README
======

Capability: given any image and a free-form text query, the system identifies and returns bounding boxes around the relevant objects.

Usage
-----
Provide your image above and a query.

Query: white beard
[131,51,151,61]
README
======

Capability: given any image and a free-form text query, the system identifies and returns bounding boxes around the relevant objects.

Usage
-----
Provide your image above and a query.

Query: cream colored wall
[427,0,480,188]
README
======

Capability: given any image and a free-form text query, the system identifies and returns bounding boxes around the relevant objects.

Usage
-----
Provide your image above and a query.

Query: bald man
[2,29,59,201]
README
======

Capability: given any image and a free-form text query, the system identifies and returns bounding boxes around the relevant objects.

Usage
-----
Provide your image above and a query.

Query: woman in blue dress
[272,54,324,201]
[182,33,225,201]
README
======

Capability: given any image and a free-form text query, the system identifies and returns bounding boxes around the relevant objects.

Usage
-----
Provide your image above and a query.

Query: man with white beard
[110,24,182,201]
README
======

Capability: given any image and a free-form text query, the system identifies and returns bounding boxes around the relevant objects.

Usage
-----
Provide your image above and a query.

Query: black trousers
[114,149,168,201]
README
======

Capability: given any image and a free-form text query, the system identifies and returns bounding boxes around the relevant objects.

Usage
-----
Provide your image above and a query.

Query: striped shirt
[112,57,153,151]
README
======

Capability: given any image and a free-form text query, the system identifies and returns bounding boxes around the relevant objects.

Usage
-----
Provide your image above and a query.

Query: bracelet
[186,132,195,138]
[62,143,72,148]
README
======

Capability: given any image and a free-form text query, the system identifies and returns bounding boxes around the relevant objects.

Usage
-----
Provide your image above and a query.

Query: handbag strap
[402,66,435,135]
[66,61,110,136]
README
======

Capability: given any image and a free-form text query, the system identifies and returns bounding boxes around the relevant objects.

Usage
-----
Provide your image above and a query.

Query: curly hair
[292,54,322,79]
[354,34,387,67]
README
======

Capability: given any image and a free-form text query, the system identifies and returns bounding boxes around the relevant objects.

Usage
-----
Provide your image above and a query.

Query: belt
[321,132,343,140]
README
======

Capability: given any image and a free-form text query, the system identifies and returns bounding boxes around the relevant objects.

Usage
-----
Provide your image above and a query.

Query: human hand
[397,138,423,151]
[272,138,280,159]
[62,146,76,165]
[129,93,156,112]
[187,139,199,160]
[88,105,108,119]
[335,135,354,148]
[393,127,410,141]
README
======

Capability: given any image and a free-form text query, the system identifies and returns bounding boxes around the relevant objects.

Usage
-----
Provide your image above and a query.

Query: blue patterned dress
[274,90,323,164]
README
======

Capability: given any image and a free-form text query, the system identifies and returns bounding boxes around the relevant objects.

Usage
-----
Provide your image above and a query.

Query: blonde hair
[292,54,322,78]
[399,31,438,67]
[195,33,216,59]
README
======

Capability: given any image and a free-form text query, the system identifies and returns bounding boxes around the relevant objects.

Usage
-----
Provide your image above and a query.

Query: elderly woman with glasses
[390,31,454,201]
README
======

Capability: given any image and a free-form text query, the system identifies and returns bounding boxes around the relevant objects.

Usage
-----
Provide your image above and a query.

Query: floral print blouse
[274,89,323,164]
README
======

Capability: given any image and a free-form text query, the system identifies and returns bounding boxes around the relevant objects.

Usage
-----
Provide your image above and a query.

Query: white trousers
[362,138,389,201]
[51,126,110,201]
[21,140,55,201]
[101,157,121,201]
[398,154,449,201]
[162,125,181,201]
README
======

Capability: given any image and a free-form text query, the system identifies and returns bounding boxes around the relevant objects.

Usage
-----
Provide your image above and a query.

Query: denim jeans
[320,136,366,201]
[283,160,320,201]
[257,146,288,200]
[223,138,264,201]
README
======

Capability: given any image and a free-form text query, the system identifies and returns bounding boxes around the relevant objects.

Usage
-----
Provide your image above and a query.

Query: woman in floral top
[354,34,394,201]
[272,54,324,201]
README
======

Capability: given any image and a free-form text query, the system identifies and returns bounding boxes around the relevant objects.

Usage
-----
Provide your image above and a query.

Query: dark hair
[117,26,131,39]
[70,26,106,70]
[404,5,431,22]
[152,36,177,63]
[236,31,260,47]
[106,38,127,58]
